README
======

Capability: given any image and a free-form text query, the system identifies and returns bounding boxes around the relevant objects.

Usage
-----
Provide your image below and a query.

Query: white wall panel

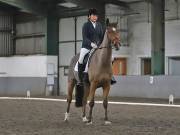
[165,20,180,56]
[59,43,75,66]
[165,0,177,20]
[76,41,82,53]
[0,56,47,77]
[129,2,150,23]
[59,18,75,41]
[76,16,87,40]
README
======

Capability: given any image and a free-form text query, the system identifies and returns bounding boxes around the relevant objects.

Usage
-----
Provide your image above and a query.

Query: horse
[64,20,120,125]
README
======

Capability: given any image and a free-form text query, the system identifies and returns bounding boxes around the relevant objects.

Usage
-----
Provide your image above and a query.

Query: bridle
[94,27,120,50]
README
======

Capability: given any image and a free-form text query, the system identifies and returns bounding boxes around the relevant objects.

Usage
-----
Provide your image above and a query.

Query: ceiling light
[58,2,77,8]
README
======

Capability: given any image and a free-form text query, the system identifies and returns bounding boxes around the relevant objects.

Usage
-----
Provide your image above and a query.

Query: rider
[78,8,117,85]
[78,8,104,83]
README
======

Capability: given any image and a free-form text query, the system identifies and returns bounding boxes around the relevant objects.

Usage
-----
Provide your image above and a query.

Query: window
[112,58,127,75]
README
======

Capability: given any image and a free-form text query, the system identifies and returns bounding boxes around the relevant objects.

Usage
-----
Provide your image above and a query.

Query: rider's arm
[82,23,91,48]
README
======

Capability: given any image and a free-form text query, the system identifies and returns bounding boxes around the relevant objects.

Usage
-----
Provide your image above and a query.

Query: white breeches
[78,48,90,64]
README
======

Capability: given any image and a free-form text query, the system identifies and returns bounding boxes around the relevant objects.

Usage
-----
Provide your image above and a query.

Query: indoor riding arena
[1,0,180,135]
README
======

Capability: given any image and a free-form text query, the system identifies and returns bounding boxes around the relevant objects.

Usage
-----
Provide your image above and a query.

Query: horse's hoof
[82,116,88,122]
[64,118,69,122]
[64,112,70,122]
[105,121,112,125]
[64,119,68,122]
[86,121,93,125]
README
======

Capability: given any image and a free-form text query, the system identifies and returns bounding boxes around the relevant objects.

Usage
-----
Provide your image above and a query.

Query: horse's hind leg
[64,79,75,121]
[102,82,111,125]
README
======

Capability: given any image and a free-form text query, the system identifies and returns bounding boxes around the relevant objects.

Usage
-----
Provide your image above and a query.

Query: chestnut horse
[64,21,120,125]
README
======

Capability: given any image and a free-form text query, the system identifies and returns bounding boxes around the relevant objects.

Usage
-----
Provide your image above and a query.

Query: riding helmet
[88,8,98,16]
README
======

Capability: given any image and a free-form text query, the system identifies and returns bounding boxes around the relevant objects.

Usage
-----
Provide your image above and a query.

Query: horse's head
[106,19,120,50]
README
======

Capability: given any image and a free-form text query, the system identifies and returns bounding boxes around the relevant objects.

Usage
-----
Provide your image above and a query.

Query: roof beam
[104,0,129,8]
[57,8,89,18]
[0,0,47,16]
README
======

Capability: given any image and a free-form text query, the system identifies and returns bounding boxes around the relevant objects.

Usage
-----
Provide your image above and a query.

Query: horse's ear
[106,18,110,26]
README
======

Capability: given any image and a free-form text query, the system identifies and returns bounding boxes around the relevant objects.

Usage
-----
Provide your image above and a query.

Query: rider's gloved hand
[91,42,98,48]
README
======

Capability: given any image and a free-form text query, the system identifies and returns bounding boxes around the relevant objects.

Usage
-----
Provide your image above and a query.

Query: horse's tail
[75,84,84,107]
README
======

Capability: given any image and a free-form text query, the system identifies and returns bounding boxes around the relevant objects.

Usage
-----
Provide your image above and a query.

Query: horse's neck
[98,31,112,65]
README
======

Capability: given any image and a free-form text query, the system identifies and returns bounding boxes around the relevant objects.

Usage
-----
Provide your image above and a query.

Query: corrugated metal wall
[0,13,13,56]
[15,19,46,55]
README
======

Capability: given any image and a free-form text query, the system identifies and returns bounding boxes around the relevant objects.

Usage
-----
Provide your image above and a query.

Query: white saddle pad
[74,59,89,73]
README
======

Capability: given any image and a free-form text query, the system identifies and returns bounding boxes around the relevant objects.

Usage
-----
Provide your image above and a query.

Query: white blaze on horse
[64,20,120,125]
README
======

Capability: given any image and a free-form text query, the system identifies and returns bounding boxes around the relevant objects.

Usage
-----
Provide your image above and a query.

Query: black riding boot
[78,62,84,84]
[111,76,117,85]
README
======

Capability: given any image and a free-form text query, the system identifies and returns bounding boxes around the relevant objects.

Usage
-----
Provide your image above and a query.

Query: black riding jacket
[82,20,104,50]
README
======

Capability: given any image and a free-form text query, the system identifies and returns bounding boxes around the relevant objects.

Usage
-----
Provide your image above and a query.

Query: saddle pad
[74,49,95,73]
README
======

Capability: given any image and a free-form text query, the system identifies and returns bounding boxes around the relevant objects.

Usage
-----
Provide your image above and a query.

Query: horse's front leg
[82,82,90,122]
[102,81,111,125]
[87,81,98,124]
[64,79,75,121]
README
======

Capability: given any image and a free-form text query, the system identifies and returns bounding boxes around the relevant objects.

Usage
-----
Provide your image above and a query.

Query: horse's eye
[112,27,116,32]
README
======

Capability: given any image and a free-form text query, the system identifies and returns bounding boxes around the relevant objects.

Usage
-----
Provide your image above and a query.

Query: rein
[98,46,112,49]
[98,42,117,50]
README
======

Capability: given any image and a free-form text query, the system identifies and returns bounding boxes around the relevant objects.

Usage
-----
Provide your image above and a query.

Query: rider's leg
[78,48,90,83]
[111,76,117,85]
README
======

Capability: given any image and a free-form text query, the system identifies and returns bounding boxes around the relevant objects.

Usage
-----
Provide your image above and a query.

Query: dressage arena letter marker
[149,76,154,84]
[27,90,30,98]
